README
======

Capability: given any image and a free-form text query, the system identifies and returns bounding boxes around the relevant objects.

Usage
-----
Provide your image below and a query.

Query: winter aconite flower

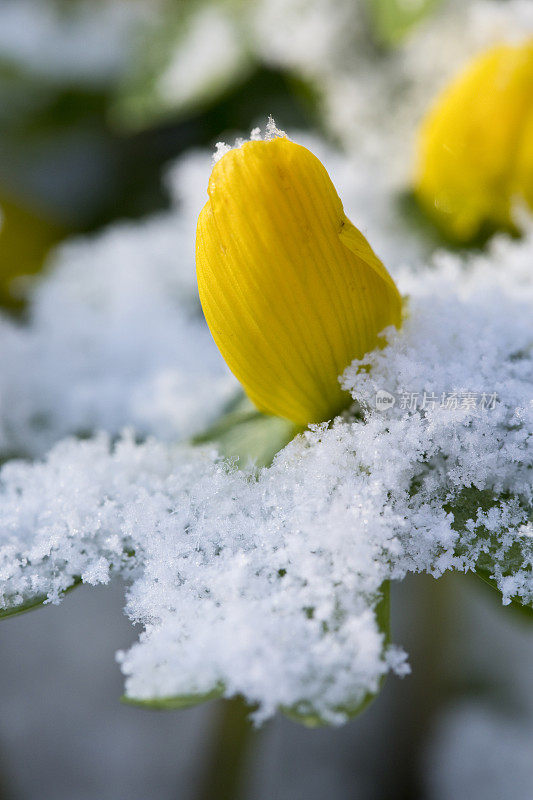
[414,38,533,242]
[196,135,402,425]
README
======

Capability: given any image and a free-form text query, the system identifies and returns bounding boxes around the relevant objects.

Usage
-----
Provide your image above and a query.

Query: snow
[0,0,532,722]
[0,154,236,458]
[0,216,530,721]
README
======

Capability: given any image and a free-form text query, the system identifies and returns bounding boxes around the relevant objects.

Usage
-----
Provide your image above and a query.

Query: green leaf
[399,189,522,251]
[281,581,391,727]
[475,569,533,621]
[121,686,224,711]
[192,393,297,468]
[445,487,533,615]
[397,191,468,253]
[368,0,443,47]
[0,576,82,620]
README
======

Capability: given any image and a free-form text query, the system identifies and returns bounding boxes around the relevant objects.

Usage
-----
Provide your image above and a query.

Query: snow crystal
[212,118,285,164]
[1,226,531,722]
[265,115,286,140]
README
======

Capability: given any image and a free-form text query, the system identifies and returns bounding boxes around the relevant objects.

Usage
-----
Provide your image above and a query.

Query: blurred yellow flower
[196,136,402,425]
[414,39,533,242]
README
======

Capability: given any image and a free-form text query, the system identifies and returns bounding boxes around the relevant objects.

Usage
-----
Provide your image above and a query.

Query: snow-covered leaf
[446,487,533,614]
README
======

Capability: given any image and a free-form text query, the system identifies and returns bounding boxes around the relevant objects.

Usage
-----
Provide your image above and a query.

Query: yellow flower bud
[196,136,402,425]
[414,39,533,242]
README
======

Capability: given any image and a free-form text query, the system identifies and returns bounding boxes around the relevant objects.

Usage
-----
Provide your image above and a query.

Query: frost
[212,117,287,164]
[0,225,531,722]
[265,115,287,140]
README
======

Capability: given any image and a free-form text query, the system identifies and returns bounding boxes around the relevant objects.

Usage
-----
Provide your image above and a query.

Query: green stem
[194,698,257,800]
[391,573,458,799]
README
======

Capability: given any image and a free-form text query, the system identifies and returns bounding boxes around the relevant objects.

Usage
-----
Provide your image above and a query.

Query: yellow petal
[414,39,533,242]
[196,137,402,425]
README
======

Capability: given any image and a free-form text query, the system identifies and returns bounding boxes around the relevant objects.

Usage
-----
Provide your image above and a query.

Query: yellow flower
[414,38,533,242]
[196,136,402,425]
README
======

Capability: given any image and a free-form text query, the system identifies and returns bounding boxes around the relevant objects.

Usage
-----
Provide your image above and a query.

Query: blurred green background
[0,0,441,311]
